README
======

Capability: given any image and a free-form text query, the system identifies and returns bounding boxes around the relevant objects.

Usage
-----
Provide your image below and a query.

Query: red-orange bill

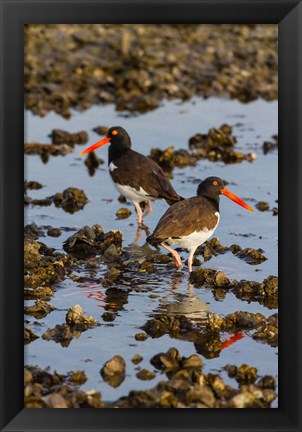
[221,188,254,212]
[80,136,110,156]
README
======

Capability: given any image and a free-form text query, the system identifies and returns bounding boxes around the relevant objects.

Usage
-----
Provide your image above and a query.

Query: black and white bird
[80,126,183,224]
[147,177,254,272]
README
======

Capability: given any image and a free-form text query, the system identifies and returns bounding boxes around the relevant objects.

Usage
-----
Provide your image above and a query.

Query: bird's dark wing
[111,150,182,204]
[147,197,219,244]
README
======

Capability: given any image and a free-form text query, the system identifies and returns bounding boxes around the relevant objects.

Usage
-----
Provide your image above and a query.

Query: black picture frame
[1,0,301,431]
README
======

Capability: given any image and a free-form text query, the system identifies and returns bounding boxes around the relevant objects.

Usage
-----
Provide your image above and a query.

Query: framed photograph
[1,0,301,431]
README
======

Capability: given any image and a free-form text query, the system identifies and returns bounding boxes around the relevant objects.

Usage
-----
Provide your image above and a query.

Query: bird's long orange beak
[80,136,111,156]
[221,188,254,212]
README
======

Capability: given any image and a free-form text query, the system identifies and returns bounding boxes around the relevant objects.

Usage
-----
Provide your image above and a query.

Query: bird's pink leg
[187,247,198,273]
[133,202,143,225]
[142,200,152,220]
[161,242,183,269]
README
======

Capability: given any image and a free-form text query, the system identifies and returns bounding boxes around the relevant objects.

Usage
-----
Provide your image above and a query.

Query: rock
[214,271,230,286]
[231,245,267,265]
[224,364,238,378]
[236,364,258,384]
[189,267,229,287]
[24,180,43,190]
[29,197,53,207]
[206,313,224,333]
[186,385,216,408]
[116,208,132,219]
[257,375,276,389]
[100,355,126,388]
[24,238,41,266]
[47,227,62,237]
[231,276,278,308]
[84,152,104,176]
[24,300,54,319]
[256,201,270,211]
[135,332,148,341]
[24,327,39,344]
[150,348,181,372]
[24,286,54,300]
[24,143,73,157]
[63,225,122,259]
[207,374,225,397]
[136,369,156,381]
[68,370,87,385]
[188,124,254,164]
[24,253,76,289]
[65,304,97,331]
[262,135,278,154]
[149,146,197,172]
[229,391,255,408]
[42,323,81,347]
[138,261,156,273]
[24,365,104,408]
[182,354,203,370]
[102,312,116,322]
[222,311,265,331]
[25,25,277,118]
[53,187,88,213]
[263,276,278,296]
[252,314,278,346]
[24,368,33,384]
[131,354,143,365]
[142,315,193,338]
[43,393,68,408]
[24,223,45,239]
[50,129,88,145]
[93,126,108,136]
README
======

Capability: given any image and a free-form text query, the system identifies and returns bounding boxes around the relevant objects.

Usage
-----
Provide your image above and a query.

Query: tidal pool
[24,96,278,405]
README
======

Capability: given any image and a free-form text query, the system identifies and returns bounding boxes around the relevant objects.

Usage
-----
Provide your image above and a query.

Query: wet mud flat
[24,94,278,407]
[25,24,277,118]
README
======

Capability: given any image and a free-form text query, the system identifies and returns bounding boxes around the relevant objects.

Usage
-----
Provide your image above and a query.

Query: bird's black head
[197,177,225,199]
[197,176,254,212]
[107,126,132,150]
[79,126,131,159]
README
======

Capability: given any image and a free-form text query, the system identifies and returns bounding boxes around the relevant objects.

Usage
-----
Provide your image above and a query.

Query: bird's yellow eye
[213,181,218,186]
[112,130,118,135]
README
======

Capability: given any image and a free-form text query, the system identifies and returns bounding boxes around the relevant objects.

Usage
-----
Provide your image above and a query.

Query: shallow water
[24,97,278,405]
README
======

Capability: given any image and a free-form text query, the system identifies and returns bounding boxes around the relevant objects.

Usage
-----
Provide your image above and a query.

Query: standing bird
[80,126,183,224]
[147,177,254,272]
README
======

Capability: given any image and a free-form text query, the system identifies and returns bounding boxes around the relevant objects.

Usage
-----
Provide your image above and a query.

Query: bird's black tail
[165,194,184,206]
[146,234,163,246]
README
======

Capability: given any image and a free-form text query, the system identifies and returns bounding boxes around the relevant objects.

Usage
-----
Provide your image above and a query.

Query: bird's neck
[108,145,130,164]
[199,194,220,212]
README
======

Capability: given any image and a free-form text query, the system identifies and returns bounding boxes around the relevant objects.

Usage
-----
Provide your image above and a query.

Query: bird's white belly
[166,213,220,250]
[112,182,152,203]
[166,229,215,250]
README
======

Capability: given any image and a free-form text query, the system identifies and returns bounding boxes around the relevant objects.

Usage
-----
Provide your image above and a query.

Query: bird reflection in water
[79,258,244,358]
[157,272,210,325]
[80,283,130,313]
[131,224,150,245]
[153,273,245,359]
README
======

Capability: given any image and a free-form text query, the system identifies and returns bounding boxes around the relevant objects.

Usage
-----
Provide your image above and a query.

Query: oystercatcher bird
[147,177,253,272]
[80,126,183,224]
